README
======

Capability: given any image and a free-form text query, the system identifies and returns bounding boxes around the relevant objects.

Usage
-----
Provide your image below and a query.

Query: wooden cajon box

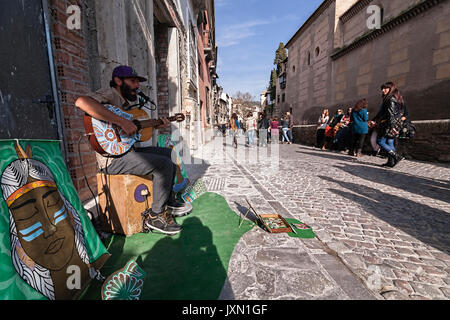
[97,174,153,236]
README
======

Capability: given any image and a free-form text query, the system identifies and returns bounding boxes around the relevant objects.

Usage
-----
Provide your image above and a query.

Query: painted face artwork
[0,141,109,300]
[9,184,75,271]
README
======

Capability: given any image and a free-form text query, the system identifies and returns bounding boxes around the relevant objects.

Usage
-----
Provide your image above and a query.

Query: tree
[232,91,257,119]
[274,43,287,75]
[265,69,277,115]
[269,69,277,103]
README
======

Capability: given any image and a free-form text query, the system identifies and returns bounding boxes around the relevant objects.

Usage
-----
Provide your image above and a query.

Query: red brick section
[49,0,97,202]
[154,24,171,135]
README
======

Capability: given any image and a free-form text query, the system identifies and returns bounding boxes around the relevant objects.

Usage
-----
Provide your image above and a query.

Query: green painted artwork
[0,139,109,300]
[101,260,146,300]
[157,134,189,193]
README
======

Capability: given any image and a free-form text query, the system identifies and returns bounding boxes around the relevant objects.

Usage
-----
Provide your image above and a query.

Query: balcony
[203,31,214,62]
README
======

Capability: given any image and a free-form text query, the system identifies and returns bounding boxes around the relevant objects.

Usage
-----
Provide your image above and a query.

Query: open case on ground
[258,214,294,233]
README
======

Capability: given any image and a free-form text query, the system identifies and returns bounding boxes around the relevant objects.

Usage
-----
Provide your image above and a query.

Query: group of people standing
[229,111,294,148]
[316,81,413,168]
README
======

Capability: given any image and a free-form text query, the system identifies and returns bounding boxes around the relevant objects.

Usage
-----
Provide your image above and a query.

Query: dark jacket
[329,113,344,128]
[258,117,270,129]
[373,96,403,138]
[287,115,294,128]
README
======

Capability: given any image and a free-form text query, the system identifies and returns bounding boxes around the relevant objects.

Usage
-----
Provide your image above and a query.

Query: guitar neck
[138,116,178,129]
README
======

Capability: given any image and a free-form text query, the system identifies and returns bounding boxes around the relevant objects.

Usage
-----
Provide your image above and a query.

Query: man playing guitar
[75,65,191,235]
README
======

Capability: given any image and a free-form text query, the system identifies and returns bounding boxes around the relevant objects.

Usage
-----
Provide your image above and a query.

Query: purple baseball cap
[112,65,147,82]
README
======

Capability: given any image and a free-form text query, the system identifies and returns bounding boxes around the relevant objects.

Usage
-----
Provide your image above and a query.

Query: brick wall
[49,0,98,202]
[154,24,171,135]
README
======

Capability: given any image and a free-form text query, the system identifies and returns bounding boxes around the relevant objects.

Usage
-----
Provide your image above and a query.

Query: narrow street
[186,136,450,300]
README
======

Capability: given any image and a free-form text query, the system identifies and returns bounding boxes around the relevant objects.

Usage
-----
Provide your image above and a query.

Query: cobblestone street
[186,136,450,300]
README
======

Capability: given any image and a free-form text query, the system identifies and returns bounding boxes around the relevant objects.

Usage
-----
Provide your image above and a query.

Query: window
[292,65,296,73]
[315,47,320,57]
[280,75,286,89]
[307,52,311,66]
[277,95,280,103]
[282,93,285,103]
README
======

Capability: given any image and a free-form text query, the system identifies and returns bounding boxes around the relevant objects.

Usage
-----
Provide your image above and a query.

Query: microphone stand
[126,97,158,112]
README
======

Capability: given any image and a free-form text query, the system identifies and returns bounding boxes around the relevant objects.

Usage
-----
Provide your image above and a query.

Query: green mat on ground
[285,218,316,239]
[81,192,254,300]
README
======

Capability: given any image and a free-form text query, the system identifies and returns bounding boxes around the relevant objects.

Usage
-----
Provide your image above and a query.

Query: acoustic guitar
[84,104,185,156]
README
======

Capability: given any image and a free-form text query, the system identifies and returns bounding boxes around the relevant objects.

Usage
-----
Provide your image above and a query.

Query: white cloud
[217,19,272,48]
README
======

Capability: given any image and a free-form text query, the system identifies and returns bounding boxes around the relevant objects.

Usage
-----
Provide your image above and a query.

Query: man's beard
[120,83,138,102]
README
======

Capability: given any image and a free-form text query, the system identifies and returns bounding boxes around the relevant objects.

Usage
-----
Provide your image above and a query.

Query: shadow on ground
[319,176,450,254]
[81,193,253,300]
[183,156,210,182]
[334,164,450,204]
[297,150,384,164]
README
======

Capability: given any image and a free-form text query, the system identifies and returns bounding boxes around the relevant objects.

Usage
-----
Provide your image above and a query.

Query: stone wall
[292,120,450,163]
[285,0,450,127]
[397,120,450,162]
[330,0,450,122]
[285,1,336,124]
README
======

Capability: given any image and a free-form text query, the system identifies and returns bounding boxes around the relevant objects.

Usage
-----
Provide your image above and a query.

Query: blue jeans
[247,130,256,145]
[287,128,293,141]
[282,128,290,142]
[377,136,395,153]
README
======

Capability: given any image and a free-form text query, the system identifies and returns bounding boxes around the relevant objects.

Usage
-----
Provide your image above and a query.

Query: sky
[215,0,324,101]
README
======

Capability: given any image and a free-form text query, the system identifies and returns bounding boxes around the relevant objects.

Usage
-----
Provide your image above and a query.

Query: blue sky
[215,0,323,100]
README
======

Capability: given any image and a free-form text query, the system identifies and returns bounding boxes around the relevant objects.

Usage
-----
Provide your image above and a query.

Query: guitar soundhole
[105,129,117,141]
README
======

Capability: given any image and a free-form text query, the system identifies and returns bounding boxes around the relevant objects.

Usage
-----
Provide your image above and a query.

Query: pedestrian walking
[258,112,270,147]
[371,81,405,168]
[245,112,257,147]
[230,113,240,149]
[280,116,291,144]
[349,99,369,157]
[270,117,280,144]
[286,112,294,143]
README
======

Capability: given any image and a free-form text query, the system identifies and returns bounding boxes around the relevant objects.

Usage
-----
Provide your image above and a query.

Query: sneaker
[143,209,182,235]
[167,198,193,217]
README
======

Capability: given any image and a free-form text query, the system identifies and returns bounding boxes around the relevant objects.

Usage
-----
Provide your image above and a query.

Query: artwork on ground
[181,179,207,204]
[0,139,109,300]
[101,260,146,300]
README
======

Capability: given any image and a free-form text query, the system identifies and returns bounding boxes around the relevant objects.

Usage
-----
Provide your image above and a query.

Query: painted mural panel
[0,139,109,300]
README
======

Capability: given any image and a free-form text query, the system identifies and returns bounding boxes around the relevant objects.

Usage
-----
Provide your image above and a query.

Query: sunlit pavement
[185,136,450,300]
